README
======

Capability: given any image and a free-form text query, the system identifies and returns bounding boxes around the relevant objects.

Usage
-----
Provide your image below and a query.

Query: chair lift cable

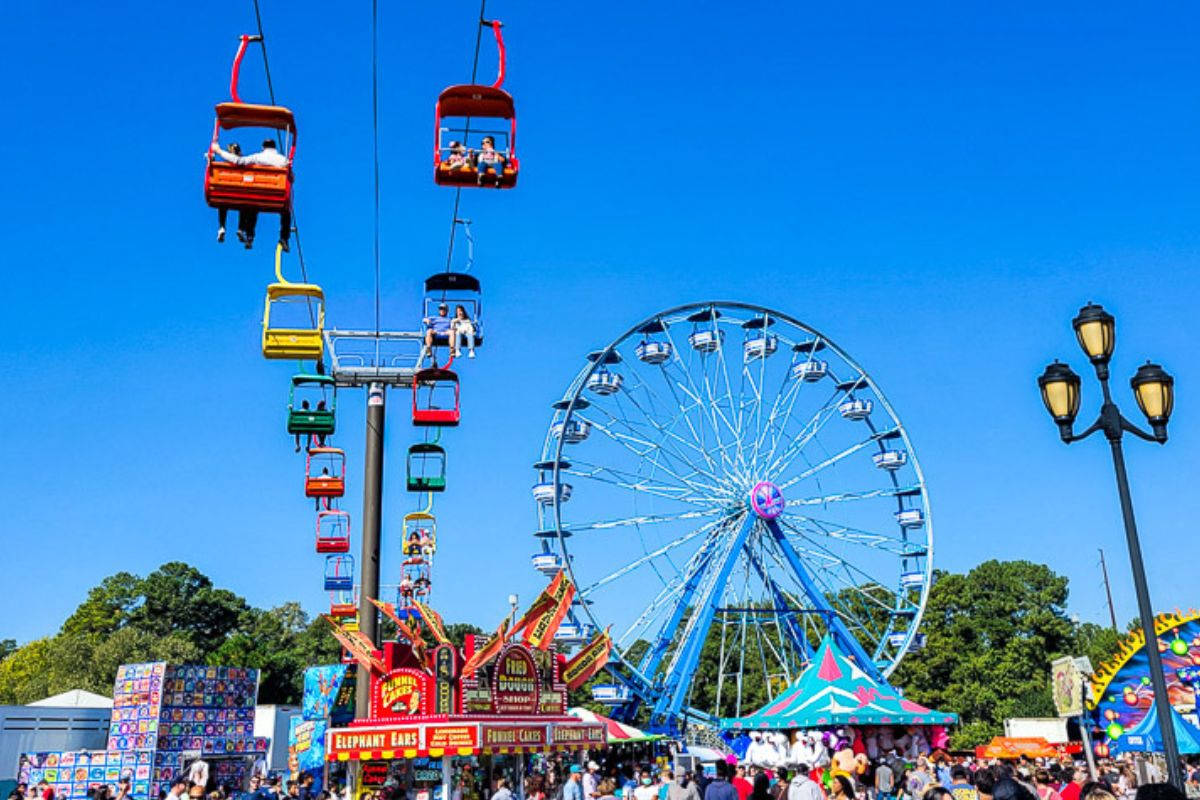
[443,0,491,274]
[371,0,382,337]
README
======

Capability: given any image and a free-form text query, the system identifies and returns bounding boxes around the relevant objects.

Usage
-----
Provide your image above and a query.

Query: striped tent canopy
[569,707,664,743]
[720,635,957,730]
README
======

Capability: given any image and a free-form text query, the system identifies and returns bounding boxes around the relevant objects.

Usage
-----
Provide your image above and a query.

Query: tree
[129,562,249,648]
[891,560,1077,746]
[0,639,54,704]
[0,639,16,662]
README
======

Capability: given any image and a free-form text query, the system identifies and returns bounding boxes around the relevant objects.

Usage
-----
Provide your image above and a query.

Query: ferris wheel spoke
[783,511,925,556]
[578,516,730,597]
[749,365,805,473]
[761,392,846,480]
[564,506,724,534]
[775,427,901,492]
[659,322,743,466]
[565,457,726,504]
[775,519,910,613]
[788,484,922,506]
[759,542,885,643]
[583,401,721,484]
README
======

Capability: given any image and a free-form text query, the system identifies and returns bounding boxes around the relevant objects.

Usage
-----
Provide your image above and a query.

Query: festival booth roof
[28,689,113,708]
[1113,700,1200,755]
[719,636,958,730]
[570,707,664,744]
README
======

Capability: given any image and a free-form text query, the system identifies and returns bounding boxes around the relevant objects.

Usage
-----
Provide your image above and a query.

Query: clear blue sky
[4,1,1200,645]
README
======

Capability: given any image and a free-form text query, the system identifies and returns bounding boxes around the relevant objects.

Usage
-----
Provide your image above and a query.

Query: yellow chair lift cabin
[262,244,325,360]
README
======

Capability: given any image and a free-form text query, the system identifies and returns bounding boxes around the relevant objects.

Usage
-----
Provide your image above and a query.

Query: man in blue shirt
[702,762,738,800]
[419,303,454,367]
[564,766,585,800]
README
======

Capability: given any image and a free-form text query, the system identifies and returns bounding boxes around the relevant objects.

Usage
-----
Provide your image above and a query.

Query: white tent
[28,689,113,708]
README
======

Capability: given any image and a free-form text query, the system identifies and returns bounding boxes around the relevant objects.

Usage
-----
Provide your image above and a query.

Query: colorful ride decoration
[1088,609,1200,744]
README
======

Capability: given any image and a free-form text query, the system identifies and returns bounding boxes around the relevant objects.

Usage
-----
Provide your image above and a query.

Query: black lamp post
[1039,302,1180,789]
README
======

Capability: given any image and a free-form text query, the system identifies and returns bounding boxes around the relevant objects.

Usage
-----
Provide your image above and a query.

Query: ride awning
[216,102,296,132]
[719,635,957,730]
[568,707,663,744]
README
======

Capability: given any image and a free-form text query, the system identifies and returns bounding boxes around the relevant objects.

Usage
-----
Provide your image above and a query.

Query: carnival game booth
[720,636,957,773]
[324,628,605,800]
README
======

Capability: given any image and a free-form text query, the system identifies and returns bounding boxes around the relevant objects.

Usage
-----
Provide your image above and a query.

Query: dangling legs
[417,329,437,367]
[278,206,292,253]
[217,207,228,242]
[238,209,259,249]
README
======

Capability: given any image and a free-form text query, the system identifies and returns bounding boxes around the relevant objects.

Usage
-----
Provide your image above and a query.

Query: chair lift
[324,555,354,592]
[434,21,519,188]
[424,272,484,349]
[402,511,437,556]
[263,279,324,360]
[305,447,346,498]
[406,442,447,492]
[412,368,460,426]
[205,35,296,213]
[316,509,351,553]
[288,373,336,436]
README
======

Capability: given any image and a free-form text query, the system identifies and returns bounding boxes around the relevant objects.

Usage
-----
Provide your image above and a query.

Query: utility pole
[356,382,386,720]
[1099,548,1119,634]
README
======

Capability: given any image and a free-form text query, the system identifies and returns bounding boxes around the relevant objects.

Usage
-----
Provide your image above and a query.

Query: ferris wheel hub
[749,480,785,520]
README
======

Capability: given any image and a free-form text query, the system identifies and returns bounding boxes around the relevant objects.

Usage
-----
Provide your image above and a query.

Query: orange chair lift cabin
[434,20,519,188]
[205,35,296,216]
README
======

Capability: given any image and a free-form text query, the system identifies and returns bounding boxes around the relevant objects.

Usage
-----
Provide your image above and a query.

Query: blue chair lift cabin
[424,272,484,349]
[687,308,724,353]
[412,368,461,426]
[324,555,354,592]
[550,398,591,444]
[742,315,778,361]
[585,350,623,396]
[316,509,351,553]
[634,320,673,365]
[532,460,573,506]
[895,508,926,528]
[838,397,873,420]
[531,550,563,576]
[591,684,634,705]
[873,449,908,470]
[288,373,336,436]
[406,442,447,492]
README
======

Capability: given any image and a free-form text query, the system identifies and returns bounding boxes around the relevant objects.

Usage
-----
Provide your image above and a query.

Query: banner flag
[321,615,385,674]
[563,627,613,689]
[524,574,576,650]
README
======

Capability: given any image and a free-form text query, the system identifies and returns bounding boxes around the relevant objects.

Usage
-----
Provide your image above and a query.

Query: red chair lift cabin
[205,35,296,214]
[316,509,351,553]
[434,21,519,188]
[412,368,460,426]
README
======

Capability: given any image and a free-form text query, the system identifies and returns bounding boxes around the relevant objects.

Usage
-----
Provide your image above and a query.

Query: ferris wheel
[530,302,933,732]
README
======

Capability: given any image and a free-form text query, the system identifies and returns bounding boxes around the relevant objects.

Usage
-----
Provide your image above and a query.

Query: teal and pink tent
[720,635,957,730]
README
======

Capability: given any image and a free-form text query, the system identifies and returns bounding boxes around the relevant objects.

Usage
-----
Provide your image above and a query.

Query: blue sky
[4,1,1200,646]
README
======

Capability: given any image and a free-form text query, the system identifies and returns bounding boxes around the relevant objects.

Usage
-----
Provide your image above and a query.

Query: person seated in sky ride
[399,576,414,603]
[414,576,431,595]
[212,138,292,252]
[474,136,505,187]
[405,532,422,556]
[417,302,453,366]
[294,399,310,452]
[215,142,242,243]
[446,141,470,171]
[450,304,476,359]
[314,467,332,510]
[419,530,435,554]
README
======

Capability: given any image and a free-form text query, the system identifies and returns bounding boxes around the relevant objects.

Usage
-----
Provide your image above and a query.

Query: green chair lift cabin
[288,373,337,436]
[406,443,447,492]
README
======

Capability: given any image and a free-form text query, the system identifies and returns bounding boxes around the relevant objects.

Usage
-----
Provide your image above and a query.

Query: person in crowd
[747,774,771,800]
[992,778,1037,800]
[668,772,701,800]
[490,779,513,800]
[1033,770,1061,800]
[769,772,788,800]
[704,762,738,800]
[166,779,189,800]
[1132,784,1185,800]
[564,767,585,800]
[948,767,976,800]
[212,139,292,251]
[1058,769,1087,800]
[583,762,601,800]
[1078,786,1117,800]
[828,776,853,800]
[449,304,477,359]
[907,761,934,800]
[730,767,752,800]
[876,757,896,800]
[927,789,955,800]
[596,781,617,800]
[474,136,506,187]
[9,784,26,800]
[786,765,821,800]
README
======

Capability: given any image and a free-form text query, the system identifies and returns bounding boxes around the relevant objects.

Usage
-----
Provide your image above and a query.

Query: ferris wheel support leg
[355,382,387,721]
[764,519,884,681]
[652,514,757,730]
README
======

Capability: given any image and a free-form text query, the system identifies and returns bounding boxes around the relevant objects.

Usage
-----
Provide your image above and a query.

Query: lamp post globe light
[1039,302,1181,789]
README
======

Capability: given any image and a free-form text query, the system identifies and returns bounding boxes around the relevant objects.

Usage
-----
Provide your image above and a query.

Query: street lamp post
[1038,302,1180,790]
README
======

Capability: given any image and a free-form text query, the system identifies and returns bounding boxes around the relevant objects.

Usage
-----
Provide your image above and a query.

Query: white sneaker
[452,349,461,358]
[468,351,476,359]
[217,227,225,242]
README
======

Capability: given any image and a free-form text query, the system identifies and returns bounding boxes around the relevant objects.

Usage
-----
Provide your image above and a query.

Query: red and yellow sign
[328,725,421,761]
[562,628,613,689]
[481,724,548,753]
[492,646,539,715]
[372,668,428,719]
[550,723,607,749]
[426,725,478,752]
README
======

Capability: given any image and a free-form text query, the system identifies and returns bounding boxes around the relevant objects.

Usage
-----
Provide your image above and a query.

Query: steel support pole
[1109,436,1184,790]
[356,382,386,721]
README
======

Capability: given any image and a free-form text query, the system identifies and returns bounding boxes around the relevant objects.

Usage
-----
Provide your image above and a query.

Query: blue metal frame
[650,514,757,729]
[743,547,811,666]
[764,518,884,681]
